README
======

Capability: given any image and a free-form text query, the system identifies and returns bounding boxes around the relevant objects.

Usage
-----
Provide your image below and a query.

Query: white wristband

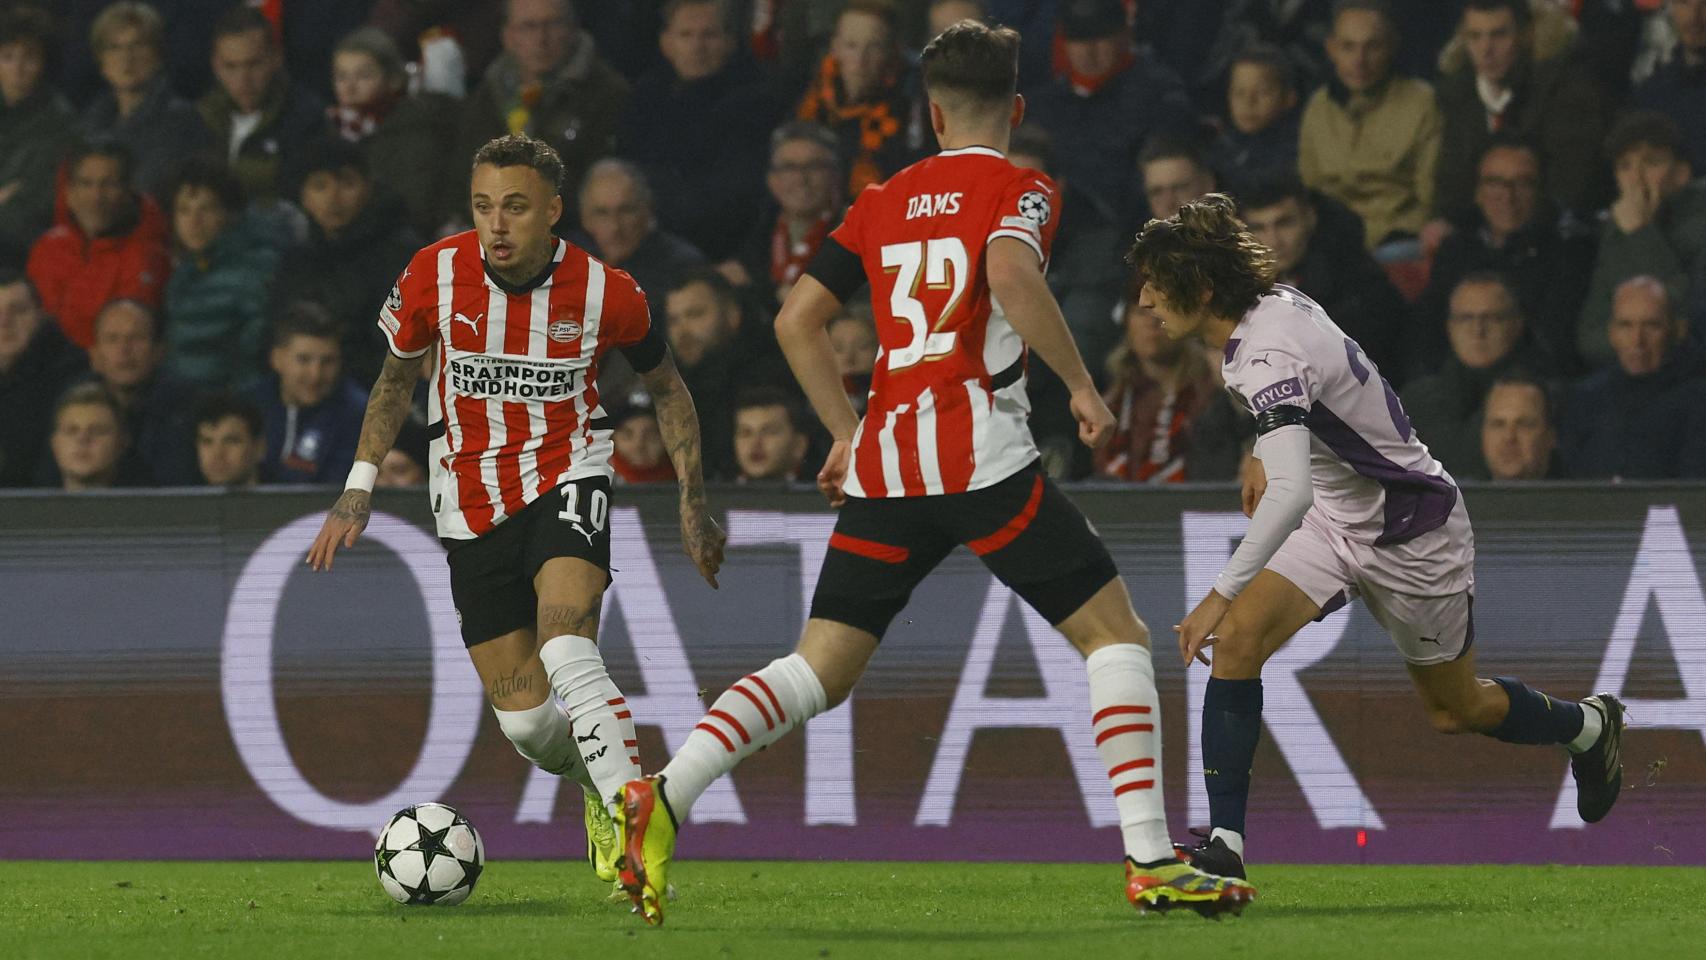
[345,461,378,493]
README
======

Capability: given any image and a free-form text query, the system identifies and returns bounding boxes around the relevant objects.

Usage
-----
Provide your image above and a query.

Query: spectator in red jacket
[25,139,169,350]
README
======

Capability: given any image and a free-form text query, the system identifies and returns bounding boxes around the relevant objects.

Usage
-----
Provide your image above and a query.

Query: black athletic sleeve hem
[619,321,668,373]
[1254,404,1308,434]
[804,237,865,303]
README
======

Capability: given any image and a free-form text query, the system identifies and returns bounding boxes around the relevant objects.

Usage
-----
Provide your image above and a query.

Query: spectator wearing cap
[795,0,928,197]
[1480,373,1560,480]
[196,5,325,203]
[618,0,782,262]
[162,159,283,393]
[26,140,170,351]
[1025,0,1194,223]
[1633,0,1706,171]
[1299,0,1442,254]
[0,5,76,262]
[1562,276,1706,479]
[49,382,138,491]
[328,26,457,238]
[71,298,195,485]
[79,2,210,205]
[610,402,676,484]
[273,138,421,389]
[253,302,367,485]
[1431,0,1611,230]
[1207,43,1301,198]
[1402,271,1555,476]
[455,0,629,226]
[573,158,706,304]
[1240,176,1406,375]
[378,418,429,488]
[1412,137,1595,379]
[0,269,85,487]
[723,122,847,309]
[1578,111,1706,369]
[193,392,266,487]
[733,387,810,484]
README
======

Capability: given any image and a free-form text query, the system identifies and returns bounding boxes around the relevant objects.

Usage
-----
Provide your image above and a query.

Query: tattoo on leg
[539,603,599,638]
[488,666,532,703]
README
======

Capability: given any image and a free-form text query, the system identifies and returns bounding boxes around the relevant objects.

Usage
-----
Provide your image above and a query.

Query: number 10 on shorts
[559,482,609,539]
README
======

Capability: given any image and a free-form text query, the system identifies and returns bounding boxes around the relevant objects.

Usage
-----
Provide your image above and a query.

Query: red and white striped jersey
[831,146,1061,498]
[378,232,652,540]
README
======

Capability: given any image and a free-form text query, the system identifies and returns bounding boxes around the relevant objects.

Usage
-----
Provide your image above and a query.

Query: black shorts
[442,475,613,647]
[809,461,1119,637]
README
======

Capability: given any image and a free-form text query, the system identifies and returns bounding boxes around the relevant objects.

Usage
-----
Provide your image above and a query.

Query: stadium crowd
[1,0,1704,492]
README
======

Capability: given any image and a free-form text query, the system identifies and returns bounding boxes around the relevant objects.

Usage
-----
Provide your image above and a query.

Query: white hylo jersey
[1222,285,1460,547]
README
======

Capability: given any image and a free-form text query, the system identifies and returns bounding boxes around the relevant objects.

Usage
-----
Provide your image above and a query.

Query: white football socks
[659,653,828,817]
[1086,643,1173,864]
[1568,699,1605,754]
[491,698,596,791]
[1210,828,1247,859]
[539,635,641,808]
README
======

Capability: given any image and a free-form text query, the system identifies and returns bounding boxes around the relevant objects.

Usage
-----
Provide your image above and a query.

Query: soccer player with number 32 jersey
[612,21,1255,926]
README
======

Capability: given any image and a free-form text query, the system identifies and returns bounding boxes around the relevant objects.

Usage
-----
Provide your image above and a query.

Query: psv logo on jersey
[548,315,582,343]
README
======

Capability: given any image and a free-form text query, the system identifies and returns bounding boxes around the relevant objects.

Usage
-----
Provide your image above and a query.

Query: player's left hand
[818,438,852,508]
[680,503,726,589]
[1175,589,1232,667]
[1070,387,1115,450]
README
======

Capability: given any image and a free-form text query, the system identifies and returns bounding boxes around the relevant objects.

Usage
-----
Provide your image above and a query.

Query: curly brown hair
[1125,193,1276,321]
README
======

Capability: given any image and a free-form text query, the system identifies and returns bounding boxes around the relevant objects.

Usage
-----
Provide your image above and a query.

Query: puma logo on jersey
[576,724,602,743]
[454,311,483,334]
[905,192,963,220]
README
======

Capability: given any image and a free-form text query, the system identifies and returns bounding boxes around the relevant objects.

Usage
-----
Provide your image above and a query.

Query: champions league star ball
[373,803,485,905]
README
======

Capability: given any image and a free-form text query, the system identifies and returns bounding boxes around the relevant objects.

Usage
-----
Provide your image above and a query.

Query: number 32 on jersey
[881,238,967,371]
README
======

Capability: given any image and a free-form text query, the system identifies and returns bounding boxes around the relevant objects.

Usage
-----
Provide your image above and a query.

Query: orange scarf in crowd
[798,54,901,193]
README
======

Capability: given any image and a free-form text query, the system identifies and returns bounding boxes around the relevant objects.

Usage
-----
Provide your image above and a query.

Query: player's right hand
[306,489,372,571]
[1070,387,1115,450]
[1239,453,1267,518]
[818,438,852,508]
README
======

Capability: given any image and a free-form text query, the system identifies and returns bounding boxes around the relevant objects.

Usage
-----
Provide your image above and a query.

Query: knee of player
[1208,614,1266,669]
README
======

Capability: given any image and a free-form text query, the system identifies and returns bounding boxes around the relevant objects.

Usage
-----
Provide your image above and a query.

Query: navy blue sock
[1202,677,1263,836]
[1488,677,1584,745]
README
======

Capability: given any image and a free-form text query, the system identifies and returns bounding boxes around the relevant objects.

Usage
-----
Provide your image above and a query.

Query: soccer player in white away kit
[1129,195,1627,880]
[307,135,726,896]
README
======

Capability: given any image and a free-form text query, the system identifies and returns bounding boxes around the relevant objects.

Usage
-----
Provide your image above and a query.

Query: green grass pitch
[3,861,1702,959]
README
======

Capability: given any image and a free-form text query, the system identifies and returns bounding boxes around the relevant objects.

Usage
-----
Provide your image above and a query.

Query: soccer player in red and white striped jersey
[614,21,1254,925]
[307,135,725,892]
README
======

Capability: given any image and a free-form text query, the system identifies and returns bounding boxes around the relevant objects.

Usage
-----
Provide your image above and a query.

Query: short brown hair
[1126,193,1276,320]
[271,300,342,350]
[472,134,566,194]
[54,381,125,427]
[91,1,163,54]
[921,19,1020,107]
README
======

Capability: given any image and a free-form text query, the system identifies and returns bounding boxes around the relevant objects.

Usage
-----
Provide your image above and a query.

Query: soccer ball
[373,803,485,906]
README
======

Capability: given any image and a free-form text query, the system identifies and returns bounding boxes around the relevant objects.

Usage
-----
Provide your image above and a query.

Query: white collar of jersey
[937,145,1005,159]
[478,238,569,292]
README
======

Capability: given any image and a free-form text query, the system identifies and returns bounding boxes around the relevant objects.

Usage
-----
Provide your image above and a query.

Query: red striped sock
[660,653,827,817]
[1087,643,1171,862]
[540,634,638,809]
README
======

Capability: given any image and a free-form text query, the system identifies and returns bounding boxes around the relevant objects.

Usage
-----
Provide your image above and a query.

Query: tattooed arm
[638,351,726,587]
[307,351,426,570]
